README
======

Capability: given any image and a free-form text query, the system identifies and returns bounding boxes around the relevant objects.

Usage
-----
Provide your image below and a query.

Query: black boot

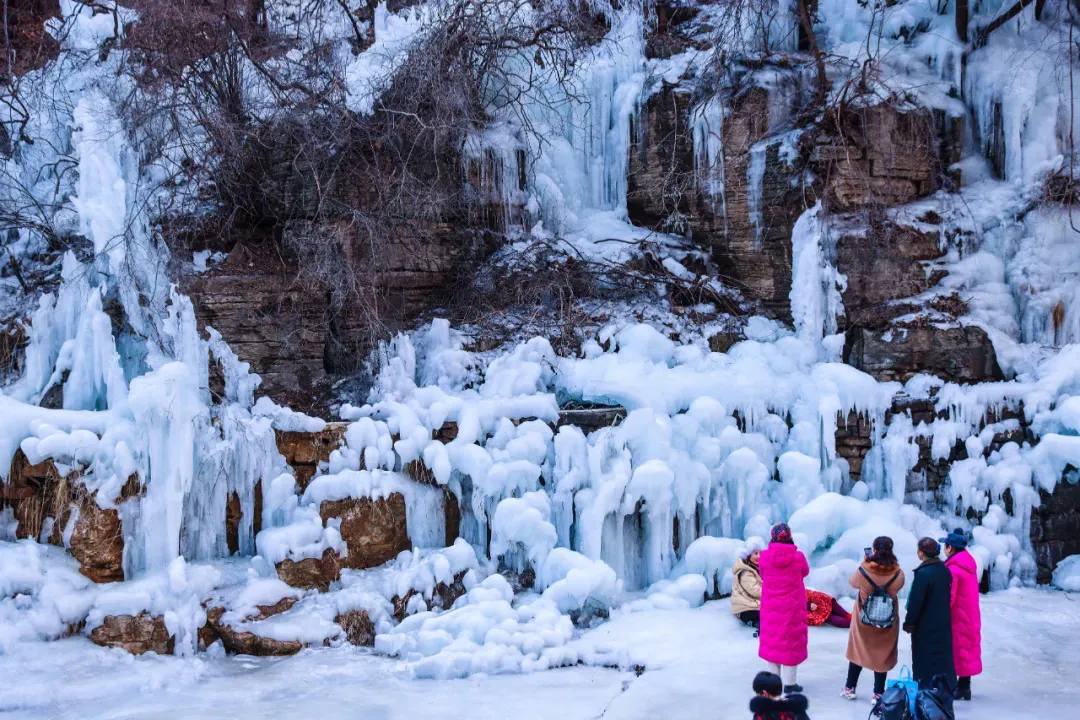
[952,686,971,701]
[784,684,804,695]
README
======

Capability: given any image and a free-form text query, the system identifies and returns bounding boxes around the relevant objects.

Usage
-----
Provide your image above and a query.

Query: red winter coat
[758,542,810,666]
[946,549,983,677]
[806,589,833,626]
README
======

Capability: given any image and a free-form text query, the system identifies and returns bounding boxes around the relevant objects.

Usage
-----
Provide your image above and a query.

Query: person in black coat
[903,537,957,689]
[750,671,811,720]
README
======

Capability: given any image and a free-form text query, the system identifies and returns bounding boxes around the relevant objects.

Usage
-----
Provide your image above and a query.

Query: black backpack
[873,685,913,720]
[858,567,900,629]
[915,675,955,720]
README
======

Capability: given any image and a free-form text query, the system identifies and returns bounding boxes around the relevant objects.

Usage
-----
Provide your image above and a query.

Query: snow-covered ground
[2,589,1075,719]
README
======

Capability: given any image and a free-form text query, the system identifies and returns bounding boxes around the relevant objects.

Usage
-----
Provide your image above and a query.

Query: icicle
[10,253,93,404]
[789,202,845,342]
[125,362,208,575]
[207,328,260,408]
[58,288,129,412]
[747,142,767,248]
[72,90,167,342]
[881,414,918,503]
[692,96,728,231]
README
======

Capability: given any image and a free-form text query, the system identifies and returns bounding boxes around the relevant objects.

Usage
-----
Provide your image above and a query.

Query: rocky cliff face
[629,82,806,320]
[4,451,127,583]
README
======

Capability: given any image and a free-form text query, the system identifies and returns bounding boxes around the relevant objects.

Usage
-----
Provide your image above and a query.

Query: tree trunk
[797,0,828,108]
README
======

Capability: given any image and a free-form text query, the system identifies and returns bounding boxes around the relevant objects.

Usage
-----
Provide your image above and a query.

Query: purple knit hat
[770,522,793,544]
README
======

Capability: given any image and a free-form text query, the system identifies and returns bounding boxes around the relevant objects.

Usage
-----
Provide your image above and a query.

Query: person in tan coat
[731,537,766,634]
[841,536,905,704]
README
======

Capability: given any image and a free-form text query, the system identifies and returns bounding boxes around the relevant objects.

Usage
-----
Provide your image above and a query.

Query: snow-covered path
[2,589,1076,719]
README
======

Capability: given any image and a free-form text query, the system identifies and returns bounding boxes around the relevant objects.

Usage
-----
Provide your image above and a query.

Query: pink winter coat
[758,542,810,666]
[946,549,983,677]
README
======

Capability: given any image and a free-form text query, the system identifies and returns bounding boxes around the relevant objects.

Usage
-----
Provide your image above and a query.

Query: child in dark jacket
[750,671,811,720]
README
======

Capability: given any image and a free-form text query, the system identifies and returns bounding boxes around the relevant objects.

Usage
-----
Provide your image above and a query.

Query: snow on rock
[217,577,305,628]
[682,536,746,598]
[490,492,558,575]
[1052,555,1080,593]
[385,540,482,608]
[304,470,434,562]
[252,396,327,433]
[86,557,222,656]
[537,548,621,621]
[0,541,96,654]
[374,574,578,679]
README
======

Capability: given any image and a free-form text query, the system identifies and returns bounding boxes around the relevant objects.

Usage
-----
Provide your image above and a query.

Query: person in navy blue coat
[903,537,957,689]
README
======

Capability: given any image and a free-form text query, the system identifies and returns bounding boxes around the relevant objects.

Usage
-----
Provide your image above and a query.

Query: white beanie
[739,536,766,560]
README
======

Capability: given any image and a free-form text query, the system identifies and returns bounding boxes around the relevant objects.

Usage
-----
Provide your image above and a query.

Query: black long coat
[904,557,956,687]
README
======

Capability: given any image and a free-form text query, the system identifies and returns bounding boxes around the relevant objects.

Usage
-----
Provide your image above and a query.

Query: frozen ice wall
[340,321,914,591]
[465,1,686,258]
[3,2,1080,661]
[0,3,290,580]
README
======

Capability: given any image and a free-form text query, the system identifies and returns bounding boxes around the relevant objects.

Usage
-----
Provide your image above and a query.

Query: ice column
[789,202,845,342]
[692,96,728,231]
[747,142,767,248]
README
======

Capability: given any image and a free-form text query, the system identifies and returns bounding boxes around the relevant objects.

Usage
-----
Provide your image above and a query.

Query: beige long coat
[846,560,905,672]
[730,557,762,615]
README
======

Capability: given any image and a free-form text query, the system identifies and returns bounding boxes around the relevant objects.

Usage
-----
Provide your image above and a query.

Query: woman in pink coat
[758,522,811,694]
[942,528,982,701]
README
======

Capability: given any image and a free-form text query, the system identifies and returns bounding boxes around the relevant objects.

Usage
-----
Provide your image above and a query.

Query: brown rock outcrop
[555,405,627,434]
[181,243,328,404]
[833,218,947,330]
[391,569,469,622]
[217,629,303,656]
[49,482,125,584]
[320,494,411,570]
[628,83,808,320]
[629,85,959,326]
[1033,483,1080,585]
[181,212,467,406]
[444,488,461,547]
[198,606,223,650]
[5,451,125,583]
[336,609,377,646]
[844,324,1004,385]
[90,613,174,655]
[814,105,960,211]
[275,423,348,491]
[6,450,67,541]
[201,600,305,656]
[226,491,243,556]
[276,547,341,591]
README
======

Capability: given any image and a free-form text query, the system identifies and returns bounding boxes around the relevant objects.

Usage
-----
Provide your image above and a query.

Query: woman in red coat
[806,588,851,628]
[942,529,982,701]
[758,522,810,695]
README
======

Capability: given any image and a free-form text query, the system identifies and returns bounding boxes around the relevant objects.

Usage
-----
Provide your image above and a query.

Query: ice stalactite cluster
[465,2,690,261]
[264,319,899,597]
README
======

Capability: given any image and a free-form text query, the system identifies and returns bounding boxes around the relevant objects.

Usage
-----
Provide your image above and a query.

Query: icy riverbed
[2,589,1075,719]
